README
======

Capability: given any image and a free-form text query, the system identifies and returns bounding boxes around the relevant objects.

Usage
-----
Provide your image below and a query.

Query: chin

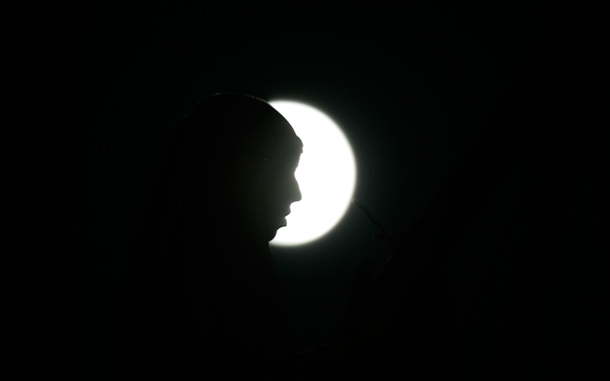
[265,219,285,241]
[267,229,278,241]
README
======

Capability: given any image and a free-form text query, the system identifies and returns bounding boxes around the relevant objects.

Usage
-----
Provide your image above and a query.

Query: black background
[4,1,608,380]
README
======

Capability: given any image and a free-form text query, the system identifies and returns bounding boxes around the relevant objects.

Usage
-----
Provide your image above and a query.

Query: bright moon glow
[269,100,357,247]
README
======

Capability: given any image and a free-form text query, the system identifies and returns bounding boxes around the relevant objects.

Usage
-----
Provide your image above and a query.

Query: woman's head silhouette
[131,93,304,266]
[178,93,303,242]
[116,93,304,379]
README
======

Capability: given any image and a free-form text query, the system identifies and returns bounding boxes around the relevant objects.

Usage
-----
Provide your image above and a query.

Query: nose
[292,178,302,203]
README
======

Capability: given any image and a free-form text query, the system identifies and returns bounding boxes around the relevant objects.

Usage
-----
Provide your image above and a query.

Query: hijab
[115,94,304,379]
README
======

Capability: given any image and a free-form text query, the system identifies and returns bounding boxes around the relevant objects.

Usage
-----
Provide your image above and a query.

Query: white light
[269,100,357,247]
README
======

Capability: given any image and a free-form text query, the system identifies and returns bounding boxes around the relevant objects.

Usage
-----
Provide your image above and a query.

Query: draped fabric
[113,93,460,380]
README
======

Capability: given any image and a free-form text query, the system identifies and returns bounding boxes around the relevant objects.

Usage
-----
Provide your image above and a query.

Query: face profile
[254,148,303,241]
[161,93,307,246]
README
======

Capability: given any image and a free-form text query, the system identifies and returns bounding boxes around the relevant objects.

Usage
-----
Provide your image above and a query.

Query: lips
[278,216,287,228]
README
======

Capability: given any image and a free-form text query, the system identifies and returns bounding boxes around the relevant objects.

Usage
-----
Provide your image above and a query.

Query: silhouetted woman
[114,94,345,380]
[113,93,460,380]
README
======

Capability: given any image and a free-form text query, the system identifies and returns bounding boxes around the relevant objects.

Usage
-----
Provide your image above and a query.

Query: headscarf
[115,94,304,379]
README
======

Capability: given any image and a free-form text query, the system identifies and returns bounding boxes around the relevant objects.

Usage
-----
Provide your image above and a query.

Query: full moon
[269,100,357,247]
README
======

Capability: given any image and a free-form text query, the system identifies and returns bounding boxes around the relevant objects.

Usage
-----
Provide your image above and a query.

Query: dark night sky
[5,1,607,380]
[78,1,609,379]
